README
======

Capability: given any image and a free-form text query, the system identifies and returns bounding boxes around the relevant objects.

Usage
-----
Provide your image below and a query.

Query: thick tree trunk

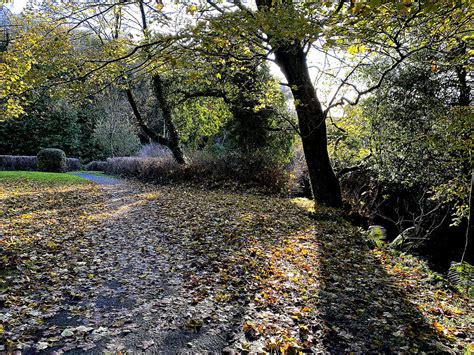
[151,74,186,165]
[456,65,470,106]
[274,44,342,207]
[255,0,342,207]
[461,171,473,262]
[125,86,186,164]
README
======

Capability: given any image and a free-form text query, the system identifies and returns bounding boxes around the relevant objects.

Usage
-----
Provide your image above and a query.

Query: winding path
[70,172,121,185]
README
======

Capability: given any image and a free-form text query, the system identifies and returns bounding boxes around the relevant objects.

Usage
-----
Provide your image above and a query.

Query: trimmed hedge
[0,154,83,172]
[0,155,37,171]
[37,148,67,173]
[66,158,82,171]
[103,152,292,194]
[85,160,107,171]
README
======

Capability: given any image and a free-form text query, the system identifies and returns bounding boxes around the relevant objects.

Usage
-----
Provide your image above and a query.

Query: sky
[3,0,27,14]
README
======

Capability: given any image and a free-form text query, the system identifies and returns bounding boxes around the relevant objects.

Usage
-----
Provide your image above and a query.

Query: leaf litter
[0,179,472,353]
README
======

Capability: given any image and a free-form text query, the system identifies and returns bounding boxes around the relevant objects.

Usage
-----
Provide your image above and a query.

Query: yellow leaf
[47,240,58,249]
[433,321,444,333]
[187,4,198,15]
[348,44,366,55]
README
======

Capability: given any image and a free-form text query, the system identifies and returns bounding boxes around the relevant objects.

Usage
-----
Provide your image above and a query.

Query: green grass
[0,171,90,183]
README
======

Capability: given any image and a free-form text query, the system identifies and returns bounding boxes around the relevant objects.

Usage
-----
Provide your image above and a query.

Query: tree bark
[462,171,473,262]
[273,44,342,207]
[455,65,470,106]
[151,74,186,164]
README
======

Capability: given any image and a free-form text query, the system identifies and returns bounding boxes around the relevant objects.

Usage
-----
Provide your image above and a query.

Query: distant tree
[0,93,103,160]
[92,97,141,157]
[168,56,296,161]
[0,5,11,52]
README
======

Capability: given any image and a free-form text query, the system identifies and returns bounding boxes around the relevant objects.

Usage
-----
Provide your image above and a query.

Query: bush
[85,160,107,172]
[66,158,82,172]
[0,155,37,171]
[103,151,292,194]
[37,148,67,173]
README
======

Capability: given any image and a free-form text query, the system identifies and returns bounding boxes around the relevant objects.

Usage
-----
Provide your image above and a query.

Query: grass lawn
[0,171,90,183]
[0,169,105,257]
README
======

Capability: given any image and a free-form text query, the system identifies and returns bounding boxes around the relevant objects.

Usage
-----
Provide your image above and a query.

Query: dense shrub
[340,169,472,270]
[85,160,107,171]
[0,155,82,172]
[37,148,66,173]
[0,155,37,171]
[104,151,292,194]
[66,158,82,171]
[328,56,472,271]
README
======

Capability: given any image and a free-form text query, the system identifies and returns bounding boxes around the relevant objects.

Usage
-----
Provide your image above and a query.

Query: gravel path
[70,172,122,185]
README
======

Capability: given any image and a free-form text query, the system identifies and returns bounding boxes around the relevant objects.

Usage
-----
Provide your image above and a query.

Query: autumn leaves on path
[1,178,471,352]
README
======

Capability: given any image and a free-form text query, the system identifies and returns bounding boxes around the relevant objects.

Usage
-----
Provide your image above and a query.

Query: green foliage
[328,106,371,171]
[331,52,471,228]
[428,107,473,225]
[0,170,88,183]
[223,66,296,163]
[172,97,231,149]
[448,262,474,297]
[0,11,78,119]
[0,94,104,161]
[37,148,66,173]
[368,225,387,248]
[165,57,296,162]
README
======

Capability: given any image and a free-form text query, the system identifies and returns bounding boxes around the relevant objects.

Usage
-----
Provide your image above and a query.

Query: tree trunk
[151,74,186,165]
[255,0,342,207]
[454,42,470,107]
[462,171,473,262]
[135,0,185,164]
[274,43,342,207]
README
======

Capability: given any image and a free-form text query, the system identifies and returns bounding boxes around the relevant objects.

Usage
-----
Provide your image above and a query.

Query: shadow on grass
[148,188,452,352]
[310,214,450,352]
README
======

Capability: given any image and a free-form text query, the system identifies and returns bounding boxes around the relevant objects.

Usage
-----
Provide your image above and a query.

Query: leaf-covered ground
[0,176,472,353]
